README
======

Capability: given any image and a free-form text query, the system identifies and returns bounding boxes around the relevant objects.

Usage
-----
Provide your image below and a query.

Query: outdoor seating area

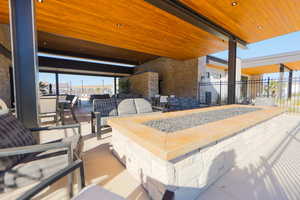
[1,0,300,199]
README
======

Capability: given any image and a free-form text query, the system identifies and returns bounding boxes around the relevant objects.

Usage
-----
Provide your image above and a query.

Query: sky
[39,73,115,86]
[39,30,300,86]
[212,31,300,60]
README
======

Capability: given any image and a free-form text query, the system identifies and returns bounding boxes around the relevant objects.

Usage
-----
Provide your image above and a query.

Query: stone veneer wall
[135,57,198,98]
[128,71,159,98]
[0,24,11,107]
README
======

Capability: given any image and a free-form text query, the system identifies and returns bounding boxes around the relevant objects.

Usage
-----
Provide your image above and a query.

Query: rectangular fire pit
[144,107,262,133]
[108,105,283,200]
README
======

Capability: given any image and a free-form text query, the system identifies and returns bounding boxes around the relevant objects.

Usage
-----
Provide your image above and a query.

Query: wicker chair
[0,109,82,198]
[59,96,79,124]
[39,96,58,123]
[91,98,155,137]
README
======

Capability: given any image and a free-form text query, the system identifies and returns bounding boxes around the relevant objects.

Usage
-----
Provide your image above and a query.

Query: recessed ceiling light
[257,25,263,30]
[231,1,238,6]
[37,0,44,3]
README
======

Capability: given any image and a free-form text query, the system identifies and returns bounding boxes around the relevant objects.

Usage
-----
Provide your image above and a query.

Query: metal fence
[199,77,300,113]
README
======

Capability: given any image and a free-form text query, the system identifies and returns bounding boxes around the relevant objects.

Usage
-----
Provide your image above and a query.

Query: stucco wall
[135,57,198,98]
[0,24,11,107]
[128,71,159,98]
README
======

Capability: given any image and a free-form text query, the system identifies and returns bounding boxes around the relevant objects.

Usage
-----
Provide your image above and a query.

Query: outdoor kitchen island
[108,105,283,200]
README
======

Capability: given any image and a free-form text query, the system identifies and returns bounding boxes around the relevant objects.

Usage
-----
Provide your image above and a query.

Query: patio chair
[59,96,79,124]
[89,94,110,103]
[167,96,181,111]
[66,94,76,102]
[17,159,174,200]
[0,109,82,198]
[39,96,58,123]
[91,98,156,137]
[159,96,168,108]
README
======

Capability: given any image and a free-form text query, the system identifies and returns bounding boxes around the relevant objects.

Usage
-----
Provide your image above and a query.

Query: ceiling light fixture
[231,1,238,6]
[257,25,263,30]
[37,0,44,3]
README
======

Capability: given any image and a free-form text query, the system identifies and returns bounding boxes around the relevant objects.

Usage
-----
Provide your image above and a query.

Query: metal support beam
[0,43,11,59]
[39,57,134,75]
[144,0,247,48]
[9,0,39,128]
[227,37,237,104]
[206,55,228,65]
[288,70,293,99]
[279,64,285,73]
[39,48,139,65]
[55,72,59,96]
[114,77,117,95]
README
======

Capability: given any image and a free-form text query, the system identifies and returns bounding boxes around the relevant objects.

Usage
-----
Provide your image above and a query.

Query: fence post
[267,77,270,98]
[219,74,222,105]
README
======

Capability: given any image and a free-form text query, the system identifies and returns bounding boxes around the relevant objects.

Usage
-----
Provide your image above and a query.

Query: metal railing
[199,77,300,113]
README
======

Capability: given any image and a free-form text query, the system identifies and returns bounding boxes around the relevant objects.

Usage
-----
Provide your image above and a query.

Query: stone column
[197,56,207,102]
[0,24,12,107]
[235,57,242,102]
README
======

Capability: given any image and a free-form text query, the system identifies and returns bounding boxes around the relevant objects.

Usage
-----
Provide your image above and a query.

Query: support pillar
[227,37,237,104]
[55,72,59,96]
[279,64,285,99]
[9,0,39,128]
[288,70,293,99]
[114,77,117,95]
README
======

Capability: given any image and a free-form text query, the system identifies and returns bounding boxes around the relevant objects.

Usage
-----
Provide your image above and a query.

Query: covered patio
[1,0,300,199]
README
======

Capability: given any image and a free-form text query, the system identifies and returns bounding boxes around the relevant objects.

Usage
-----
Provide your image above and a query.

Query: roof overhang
[207,51,300,75]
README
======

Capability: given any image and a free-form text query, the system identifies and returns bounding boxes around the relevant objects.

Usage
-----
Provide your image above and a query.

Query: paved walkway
[199,114,300,200]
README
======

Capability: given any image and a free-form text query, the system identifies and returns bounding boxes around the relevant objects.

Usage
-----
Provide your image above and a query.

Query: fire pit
[108,105,283,200]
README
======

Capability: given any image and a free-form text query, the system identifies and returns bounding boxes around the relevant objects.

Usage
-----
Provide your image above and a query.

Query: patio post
[55,72,59,96]
[279,64,285,100]
[9,0,39,128]
[114,77,117,95]
[227,37,237,104]
[288,70,293,99]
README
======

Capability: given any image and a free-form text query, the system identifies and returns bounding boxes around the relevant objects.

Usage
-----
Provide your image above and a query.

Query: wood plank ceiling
[180,0,300,43]
[1,0,300,61]
[0,0,227,60]
[38,31,158,65]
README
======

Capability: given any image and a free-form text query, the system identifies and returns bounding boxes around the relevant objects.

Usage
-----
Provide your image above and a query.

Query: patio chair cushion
[0,111,36,171]
[134,98,153,114]
[117,99,137,115]
[2,150,68,193]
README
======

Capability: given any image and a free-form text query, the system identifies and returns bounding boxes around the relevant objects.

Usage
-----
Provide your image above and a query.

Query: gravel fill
[143,107,262,133]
